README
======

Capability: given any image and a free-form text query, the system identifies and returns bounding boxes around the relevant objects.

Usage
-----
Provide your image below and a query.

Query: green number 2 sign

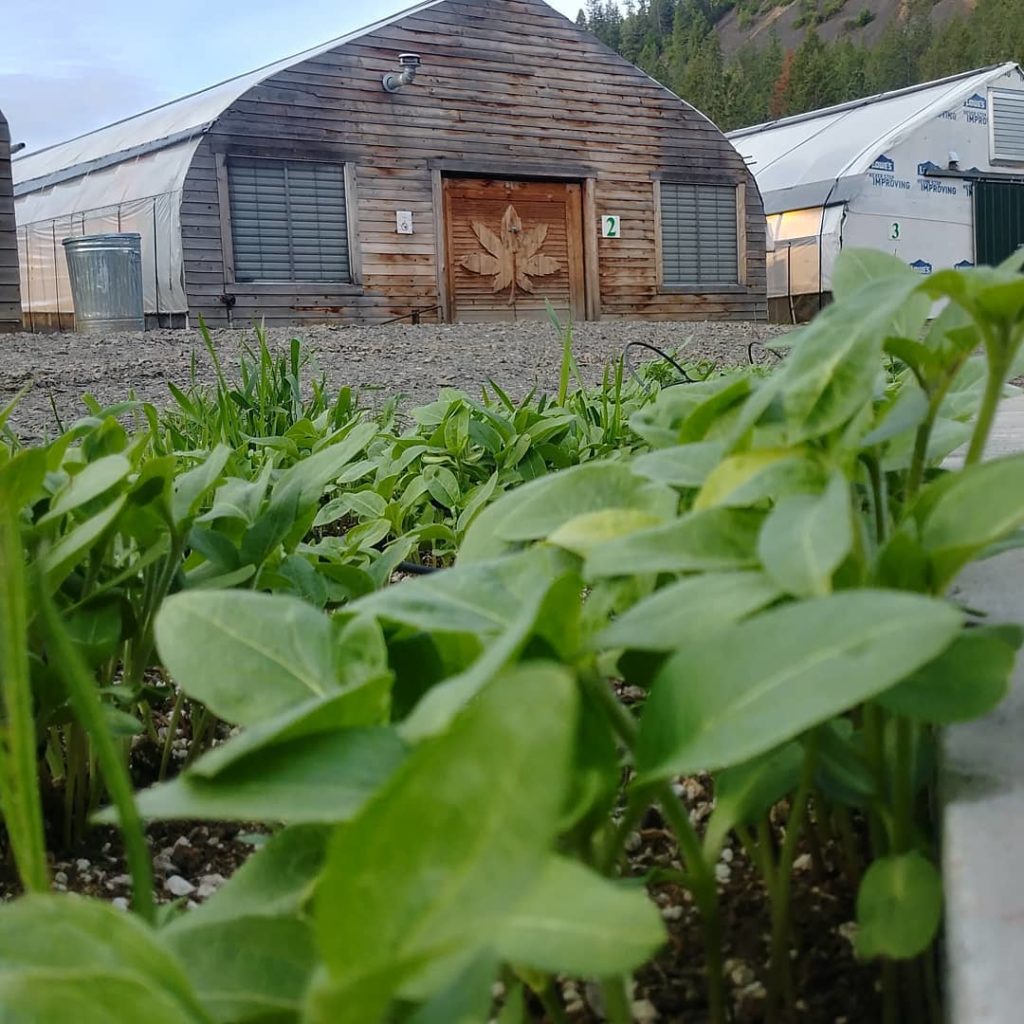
[602,215,621,239]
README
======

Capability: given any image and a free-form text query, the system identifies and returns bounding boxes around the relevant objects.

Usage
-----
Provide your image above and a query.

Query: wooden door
[443,177,586,323]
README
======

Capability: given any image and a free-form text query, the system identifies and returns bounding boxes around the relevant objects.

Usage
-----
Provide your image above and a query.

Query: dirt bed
[0,320,791,442]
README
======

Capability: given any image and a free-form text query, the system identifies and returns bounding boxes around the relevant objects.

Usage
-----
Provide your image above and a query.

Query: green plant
[4,250,1024,1023]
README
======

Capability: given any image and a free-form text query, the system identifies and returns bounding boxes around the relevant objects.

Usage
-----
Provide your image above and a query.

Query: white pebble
[164,875,196,897]
[715,862,732,883]
[111,897,129,911]
[75,858,90,872]
[720,847,734,863]
[624,831,643,853]
[793,853,813,873]
[53,870,68,884]
[661,904,684,921]
[632,998,660,1023]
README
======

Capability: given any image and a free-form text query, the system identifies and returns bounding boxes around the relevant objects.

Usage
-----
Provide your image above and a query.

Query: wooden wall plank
[0,108,22,331]
[180,0,766,327]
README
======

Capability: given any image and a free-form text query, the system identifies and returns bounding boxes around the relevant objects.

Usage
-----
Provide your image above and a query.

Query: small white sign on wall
[889,221,902,240]
[601,215,621,239]
[396,210,414,235]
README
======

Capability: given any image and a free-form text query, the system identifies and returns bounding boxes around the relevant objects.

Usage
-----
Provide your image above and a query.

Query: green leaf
[815,718,876,807]
[548,508,666,557]
[424,465,461,509]
[0,895,207,1021]
[856,852,942,960]
[315,664,577,1000]
[584,507,763,578]
[39,454,131,525]
[0,972,209,1024]
[161,916,316,1023]
[405,953,498,1024]
[635,591,962,779]
[125,726,406,824]
[0,448,47,510]
[399,572,581,741]
[831,249,915,300]
[877,625,1021,723]
[495,855,664,975]
[757,473,852,597]
[777,259,923,444]
[917,454,1024,587]
[702,743,803,859]
[694,448,812,510]
[273,422,377,510]
[155,591,342,726]
[166,826,330,931]
[172,445,232,524]
[594,571,781,653]
[631,441,725,488]
[493,461,676,543]
[350,548,572,637]
[41,495,126,589]
[65,599,123,665]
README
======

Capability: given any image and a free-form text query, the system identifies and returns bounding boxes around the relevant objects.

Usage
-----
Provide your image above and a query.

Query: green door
[974,181,1024,265]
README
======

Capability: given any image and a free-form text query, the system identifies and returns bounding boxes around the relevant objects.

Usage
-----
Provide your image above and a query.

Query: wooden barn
[0,108,21,332]
[13,0,766,328]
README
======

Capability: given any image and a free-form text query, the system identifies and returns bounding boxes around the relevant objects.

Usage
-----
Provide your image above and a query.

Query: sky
[1,0,586,153]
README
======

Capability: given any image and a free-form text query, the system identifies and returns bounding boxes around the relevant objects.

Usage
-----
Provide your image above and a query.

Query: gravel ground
[1,320,791,442]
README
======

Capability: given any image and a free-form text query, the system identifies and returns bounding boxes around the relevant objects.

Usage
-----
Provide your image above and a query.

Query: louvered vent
[227,158,350,282]
[991,90,1024,163]
[660,182,739,287]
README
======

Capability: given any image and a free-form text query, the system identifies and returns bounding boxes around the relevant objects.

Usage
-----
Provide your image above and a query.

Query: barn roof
[728,63,1024,214]
[12,0,445,199]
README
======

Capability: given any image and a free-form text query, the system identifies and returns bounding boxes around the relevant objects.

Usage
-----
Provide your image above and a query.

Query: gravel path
[1,320,791,442]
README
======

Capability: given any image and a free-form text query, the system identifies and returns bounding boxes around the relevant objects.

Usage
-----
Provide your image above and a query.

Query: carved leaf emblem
[459,204,562,304]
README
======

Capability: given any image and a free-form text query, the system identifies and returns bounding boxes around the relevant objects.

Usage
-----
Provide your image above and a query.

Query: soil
[0,319,791,443]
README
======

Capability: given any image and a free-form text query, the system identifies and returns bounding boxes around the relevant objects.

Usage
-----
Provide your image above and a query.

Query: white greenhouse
[728,63,1024,322]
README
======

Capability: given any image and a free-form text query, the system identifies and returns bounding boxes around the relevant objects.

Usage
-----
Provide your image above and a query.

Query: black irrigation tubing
[622,340,697,391]
[397,560,439,575]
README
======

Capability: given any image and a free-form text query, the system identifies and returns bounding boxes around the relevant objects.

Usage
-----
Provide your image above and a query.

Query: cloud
[0,67,165,152]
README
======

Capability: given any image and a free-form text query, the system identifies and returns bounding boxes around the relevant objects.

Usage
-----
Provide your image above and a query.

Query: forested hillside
[575,0,1024,130]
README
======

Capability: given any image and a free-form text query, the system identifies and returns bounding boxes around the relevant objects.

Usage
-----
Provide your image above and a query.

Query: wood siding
[0,109,21,332]
[181,0,766,327]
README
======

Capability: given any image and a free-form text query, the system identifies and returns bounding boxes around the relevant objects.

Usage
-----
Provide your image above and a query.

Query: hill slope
[575,0,1020,131]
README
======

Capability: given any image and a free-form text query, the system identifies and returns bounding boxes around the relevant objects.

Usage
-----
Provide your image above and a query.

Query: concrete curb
[941,549,1024,1023]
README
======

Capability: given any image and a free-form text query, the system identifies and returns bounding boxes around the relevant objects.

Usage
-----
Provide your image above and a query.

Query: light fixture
[383,53,422,93]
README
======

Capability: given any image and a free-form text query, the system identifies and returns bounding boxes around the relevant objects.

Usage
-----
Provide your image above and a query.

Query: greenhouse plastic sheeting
[18,191,184,315]
[764,205,843,297]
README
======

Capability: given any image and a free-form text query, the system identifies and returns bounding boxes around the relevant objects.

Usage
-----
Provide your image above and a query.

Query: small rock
[661,904,684,921]
[793,853,813,873]
[53,871,68,885]
[110,873,132,886]
[624,831,643,853]
[75,858,91,872]
[837,921,858,947]
[715,862,732,883]
[728,961,756,987]
[164,875,196,898]
[720,847,734,863]
[196,873,227,899]
[490,981,505,1000]
[631,998,660,1023]
[111,897,129,911]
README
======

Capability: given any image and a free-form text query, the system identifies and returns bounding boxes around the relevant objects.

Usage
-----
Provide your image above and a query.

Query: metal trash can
[62,233,145,333]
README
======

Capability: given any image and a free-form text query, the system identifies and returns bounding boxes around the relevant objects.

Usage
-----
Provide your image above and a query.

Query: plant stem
[965,346,1008,466]
[579,671,727,1024]
[766,734,819,1024]
[906,421,932,504]
[599,976,634,1024]
[37,575,155,923]
[537,981,571,1024]
[0,509,49,892]
[158,689,185,782]
[599,792,647,875]
[891,715,916,854]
